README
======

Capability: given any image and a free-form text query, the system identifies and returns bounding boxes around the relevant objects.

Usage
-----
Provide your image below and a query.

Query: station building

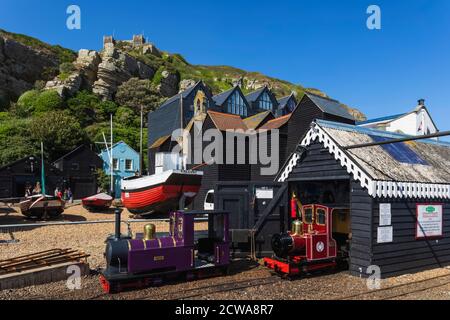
[278,119,450,277]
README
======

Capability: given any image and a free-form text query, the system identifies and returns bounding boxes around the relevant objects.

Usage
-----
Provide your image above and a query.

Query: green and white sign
[416,204,443,238]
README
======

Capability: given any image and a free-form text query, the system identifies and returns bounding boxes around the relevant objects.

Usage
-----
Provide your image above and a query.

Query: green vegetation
[0,29,76,64]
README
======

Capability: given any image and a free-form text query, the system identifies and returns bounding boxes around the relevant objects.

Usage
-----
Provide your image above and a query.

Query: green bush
[115,106,137,126]
[16,90,40,116]
[33,90,63,113]
[29,111,87,160]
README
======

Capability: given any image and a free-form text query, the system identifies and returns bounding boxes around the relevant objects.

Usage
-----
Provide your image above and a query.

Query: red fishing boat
[82,193,113,211]
[121,170,203,215]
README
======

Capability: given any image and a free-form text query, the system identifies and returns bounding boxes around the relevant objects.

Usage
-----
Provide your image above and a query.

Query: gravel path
[1,204,450,300]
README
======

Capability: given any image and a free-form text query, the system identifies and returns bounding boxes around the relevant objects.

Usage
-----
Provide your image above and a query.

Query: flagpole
[41,141,46,196]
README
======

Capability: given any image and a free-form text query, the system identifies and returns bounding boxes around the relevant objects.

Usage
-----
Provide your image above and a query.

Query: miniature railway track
[0,248,89,275]
[162,276,281,300]
[336,272,450,300]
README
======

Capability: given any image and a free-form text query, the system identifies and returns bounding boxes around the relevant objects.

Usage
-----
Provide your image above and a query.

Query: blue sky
[1,0,449,134]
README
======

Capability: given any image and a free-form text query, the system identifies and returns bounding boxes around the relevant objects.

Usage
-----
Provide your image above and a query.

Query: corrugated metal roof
[356,113,406,125]
[317,119,450,184]
[305,92,354,120]
[259,113,292,130]
[207,110,248,131]
[243,111,273,129]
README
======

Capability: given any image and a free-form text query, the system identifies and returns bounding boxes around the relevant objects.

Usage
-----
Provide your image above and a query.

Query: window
[316,208,326,225]
[303,208,313,224]
[71,163,80,171]
[113,158,119,170]
[226,90,247,116]
[286,98,296,113]
[125,159,133,171]
[258,91,273,111]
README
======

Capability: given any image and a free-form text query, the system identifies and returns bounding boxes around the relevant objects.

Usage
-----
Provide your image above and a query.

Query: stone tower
[103,35,115,49]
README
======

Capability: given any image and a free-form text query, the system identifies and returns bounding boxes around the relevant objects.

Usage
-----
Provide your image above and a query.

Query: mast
[110,114,114,196]
[139,105,143,176]
[40,141,46,195]
[180,93,184,169]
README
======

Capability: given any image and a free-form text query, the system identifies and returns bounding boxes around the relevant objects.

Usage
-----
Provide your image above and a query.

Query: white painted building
[357,99,439,136]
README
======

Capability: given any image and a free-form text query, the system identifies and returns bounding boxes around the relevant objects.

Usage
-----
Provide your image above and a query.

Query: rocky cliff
[0,29,366,120]
[0,30,71,106]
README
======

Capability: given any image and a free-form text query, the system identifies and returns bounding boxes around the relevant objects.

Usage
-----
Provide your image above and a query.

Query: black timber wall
[371,198,450,278]
[349,181,373,276]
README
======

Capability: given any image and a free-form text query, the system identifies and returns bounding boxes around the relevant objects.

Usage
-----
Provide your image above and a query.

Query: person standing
[32,182,41,195]
[67,188,73,203]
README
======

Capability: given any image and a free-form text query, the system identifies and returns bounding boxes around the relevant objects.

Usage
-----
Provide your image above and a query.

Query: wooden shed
[278,119,450,278]
[52,145,103,199]
[0,156,64,199]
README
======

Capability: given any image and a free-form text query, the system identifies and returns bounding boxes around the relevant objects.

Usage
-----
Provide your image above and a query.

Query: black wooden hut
[186,110,251,210]
[52,145,103,199]
[0,156,64,199]
[278,119,450,278]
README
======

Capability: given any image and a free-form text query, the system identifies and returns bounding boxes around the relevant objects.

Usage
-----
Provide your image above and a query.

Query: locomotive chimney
[114,208,122,240]
[144,224,156,240]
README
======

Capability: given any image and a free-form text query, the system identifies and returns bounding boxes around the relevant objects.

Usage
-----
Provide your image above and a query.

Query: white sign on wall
[377,226,393,243]
[379,203,391,226]
[255,188,273,199]
[416,204,443,239]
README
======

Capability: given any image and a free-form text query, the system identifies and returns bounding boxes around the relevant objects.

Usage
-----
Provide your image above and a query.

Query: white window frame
[125,159,133,171]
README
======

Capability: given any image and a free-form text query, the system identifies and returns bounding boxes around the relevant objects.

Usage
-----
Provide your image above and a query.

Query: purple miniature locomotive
[100,209,230,293]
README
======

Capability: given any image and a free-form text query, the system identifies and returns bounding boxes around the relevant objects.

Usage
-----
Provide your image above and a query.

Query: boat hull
[82,193,113,211]
[121,170,202,215]
[19,196,65,219]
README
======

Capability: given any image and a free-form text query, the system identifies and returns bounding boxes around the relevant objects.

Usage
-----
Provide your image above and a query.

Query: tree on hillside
[29,111,87,160]
[15,89,63,116]
[115,78,162,115]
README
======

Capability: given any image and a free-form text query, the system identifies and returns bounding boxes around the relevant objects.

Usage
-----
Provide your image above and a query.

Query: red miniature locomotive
[263,202,339,276]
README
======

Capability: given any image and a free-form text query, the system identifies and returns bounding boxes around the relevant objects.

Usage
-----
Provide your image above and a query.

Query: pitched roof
[207,110,248,131]
[150,135,171,149]
[259,113,292,130]
[305,92,354,120]
[243,111,273,129]
[277,93,296,108]
[52,145,87,164]
[159,80,201,109]
[212,87,236,106]
[245,87,266,102]
[101,140,138,155]
[278,119,450,199]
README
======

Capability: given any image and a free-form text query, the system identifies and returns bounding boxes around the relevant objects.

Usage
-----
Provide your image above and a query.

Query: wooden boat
[19,194,65,219]
[82,193,113,211]
[121,170,203,215]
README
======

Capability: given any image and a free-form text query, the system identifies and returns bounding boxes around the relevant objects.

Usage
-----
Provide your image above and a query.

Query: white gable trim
[278,123,450,200]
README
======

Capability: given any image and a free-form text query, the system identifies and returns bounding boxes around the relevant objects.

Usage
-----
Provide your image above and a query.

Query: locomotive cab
[264,204,340,277]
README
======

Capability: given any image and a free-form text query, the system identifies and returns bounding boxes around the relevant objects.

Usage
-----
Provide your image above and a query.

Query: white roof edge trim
[278,123,450,200]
